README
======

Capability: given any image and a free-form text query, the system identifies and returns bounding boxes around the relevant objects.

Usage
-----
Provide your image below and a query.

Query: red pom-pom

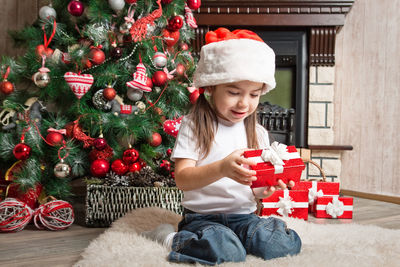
[33,200,74,230]
[90,159,110,177]
[125,0,137,3]
[111,159,129,175]
[13,143,31,160]
[89,145,114,162]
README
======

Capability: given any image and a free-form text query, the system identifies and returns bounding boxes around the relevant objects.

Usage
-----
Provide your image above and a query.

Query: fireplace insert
[255,30,308,147]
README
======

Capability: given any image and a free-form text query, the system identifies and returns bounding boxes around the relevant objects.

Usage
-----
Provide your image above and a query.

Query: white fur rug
[74,207,400,267]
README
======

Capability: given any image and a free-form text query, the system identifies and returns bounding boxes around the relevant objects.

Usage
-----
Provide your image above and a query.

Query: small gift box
[244,142,305,188]
[314,196,353,219]
[261,189,309,220]
[292,179,340,213]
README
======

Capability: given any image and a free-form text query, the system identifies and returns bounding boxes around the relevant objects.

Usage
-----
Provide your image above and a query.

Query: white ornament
[39,5,57,20]
[108,0,125,12]
[153,52,167,68]
[127,88,143,101]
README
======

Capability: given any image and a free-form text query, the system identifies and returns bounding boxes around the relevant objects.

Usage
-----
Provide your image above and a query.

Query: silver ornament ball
[92,89,112,111]
[108,0,125,12]
[127,88,143,101]
[33,72,51,88]
[153,52,167,68]
[54,161,71,178]
[39,5,57,20]
[119,21,133,34]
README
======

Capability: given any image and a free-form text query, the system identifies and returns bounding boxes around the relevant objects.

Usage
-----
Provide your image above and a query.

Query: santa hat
[194,28,276,94]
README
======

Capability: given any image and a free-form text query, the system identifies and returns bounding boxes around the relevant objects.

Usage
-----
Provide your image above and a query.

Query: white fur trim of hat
[194,38,276,94]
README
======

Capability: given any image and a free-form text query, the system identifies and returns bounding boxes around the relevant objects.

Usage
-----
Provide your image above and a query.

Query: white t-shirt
[171,115,270,214]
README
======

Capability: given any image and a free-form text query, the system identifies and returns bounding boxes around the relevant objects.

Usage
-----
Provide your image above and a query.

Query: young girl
[143,28,301,265]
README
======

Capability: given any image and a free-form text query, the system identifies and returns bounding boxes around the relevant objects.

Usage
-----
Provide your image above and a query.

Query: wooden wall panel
[0,0,38,56]
[335,0,400,197]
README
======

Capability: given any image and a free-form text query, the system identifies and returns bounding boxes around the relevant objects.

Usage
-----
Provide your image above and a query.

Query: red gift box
[261,189,309,220]
[314,196,353,219]
[292,180,340,212]
[244,142,305,188]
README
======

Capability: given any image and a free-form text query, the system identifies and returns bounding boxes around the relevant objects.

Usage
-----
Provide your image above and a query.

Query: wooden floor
[0,196,399,267]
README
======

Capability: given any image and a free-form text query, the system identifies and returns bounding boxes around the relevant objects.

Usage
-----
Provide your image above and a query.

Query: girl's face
[210,80,263,123]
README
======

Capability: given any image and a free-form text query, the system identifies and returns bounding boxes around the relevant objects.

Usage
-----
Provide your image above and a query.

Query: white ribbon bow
[276,190,294,216]
[261,142,290,174]
[308,188,324,204]
[326,197,345,218]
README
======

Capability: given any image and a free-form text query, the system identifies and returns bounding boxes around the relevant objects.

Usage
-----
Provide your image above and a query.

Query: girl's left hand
[252,180,295,199]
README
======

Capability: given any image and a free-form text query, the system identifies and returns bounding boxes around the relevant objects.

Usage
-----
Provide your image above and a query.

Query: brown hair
[189,89,260,159]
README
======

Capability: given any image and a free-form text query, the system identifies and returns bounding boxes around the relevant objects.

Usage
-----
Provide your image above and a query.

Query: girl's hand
[219,148,258,186]
[252,180,296,199]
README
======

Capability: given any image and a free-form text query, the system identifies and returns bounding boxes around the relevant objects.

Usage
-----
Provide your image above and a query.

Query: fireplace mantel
[193,0,355,66]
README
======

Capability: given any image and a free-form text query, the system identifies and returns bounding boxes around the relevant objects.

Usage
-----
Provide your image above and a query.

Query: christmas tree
[0,0,201,205]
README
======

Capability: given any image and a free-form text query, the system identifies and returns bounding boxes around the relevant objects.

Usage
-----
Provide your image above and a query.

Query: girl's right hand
[219,148,258,186]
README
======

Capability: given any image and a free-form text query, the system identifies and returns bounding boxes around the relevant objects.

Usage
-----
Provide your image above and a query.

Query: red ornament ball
[13,143,31,160]
[166,148,172,156]
[187,0,201,9]
[149,132,162,147]
[68,0,85,16]
[93,138,107,151]
[129,162,142,173]
[0,81,14,95]
[103,86,116,101]
[89,48,105,65]
[111,47,123,59]
[168,16,184,31]
[180,43,189,51]
[90,159,110,177]
[161,0,173,4]
[122,148,139,164]
[125,0,137,4]
[176,63,186,76]
[146,77,153,89]
[46,132,64,146]
[138,158,147,168]
[111,159,129,175]
[152,71,168,87]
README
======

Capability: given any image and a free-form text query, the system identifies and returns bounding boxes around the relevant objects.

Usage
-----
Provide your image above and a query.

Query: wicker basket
[86,184,184,227]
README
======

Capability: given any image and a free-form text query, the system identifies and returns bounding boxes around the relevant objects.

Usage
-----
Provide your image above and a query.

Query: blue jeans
[168,212,301,265]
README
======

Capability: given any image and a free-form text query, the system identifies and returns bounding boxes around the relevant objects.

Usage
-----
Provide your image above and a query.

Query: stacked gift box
[245,142,353,220]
